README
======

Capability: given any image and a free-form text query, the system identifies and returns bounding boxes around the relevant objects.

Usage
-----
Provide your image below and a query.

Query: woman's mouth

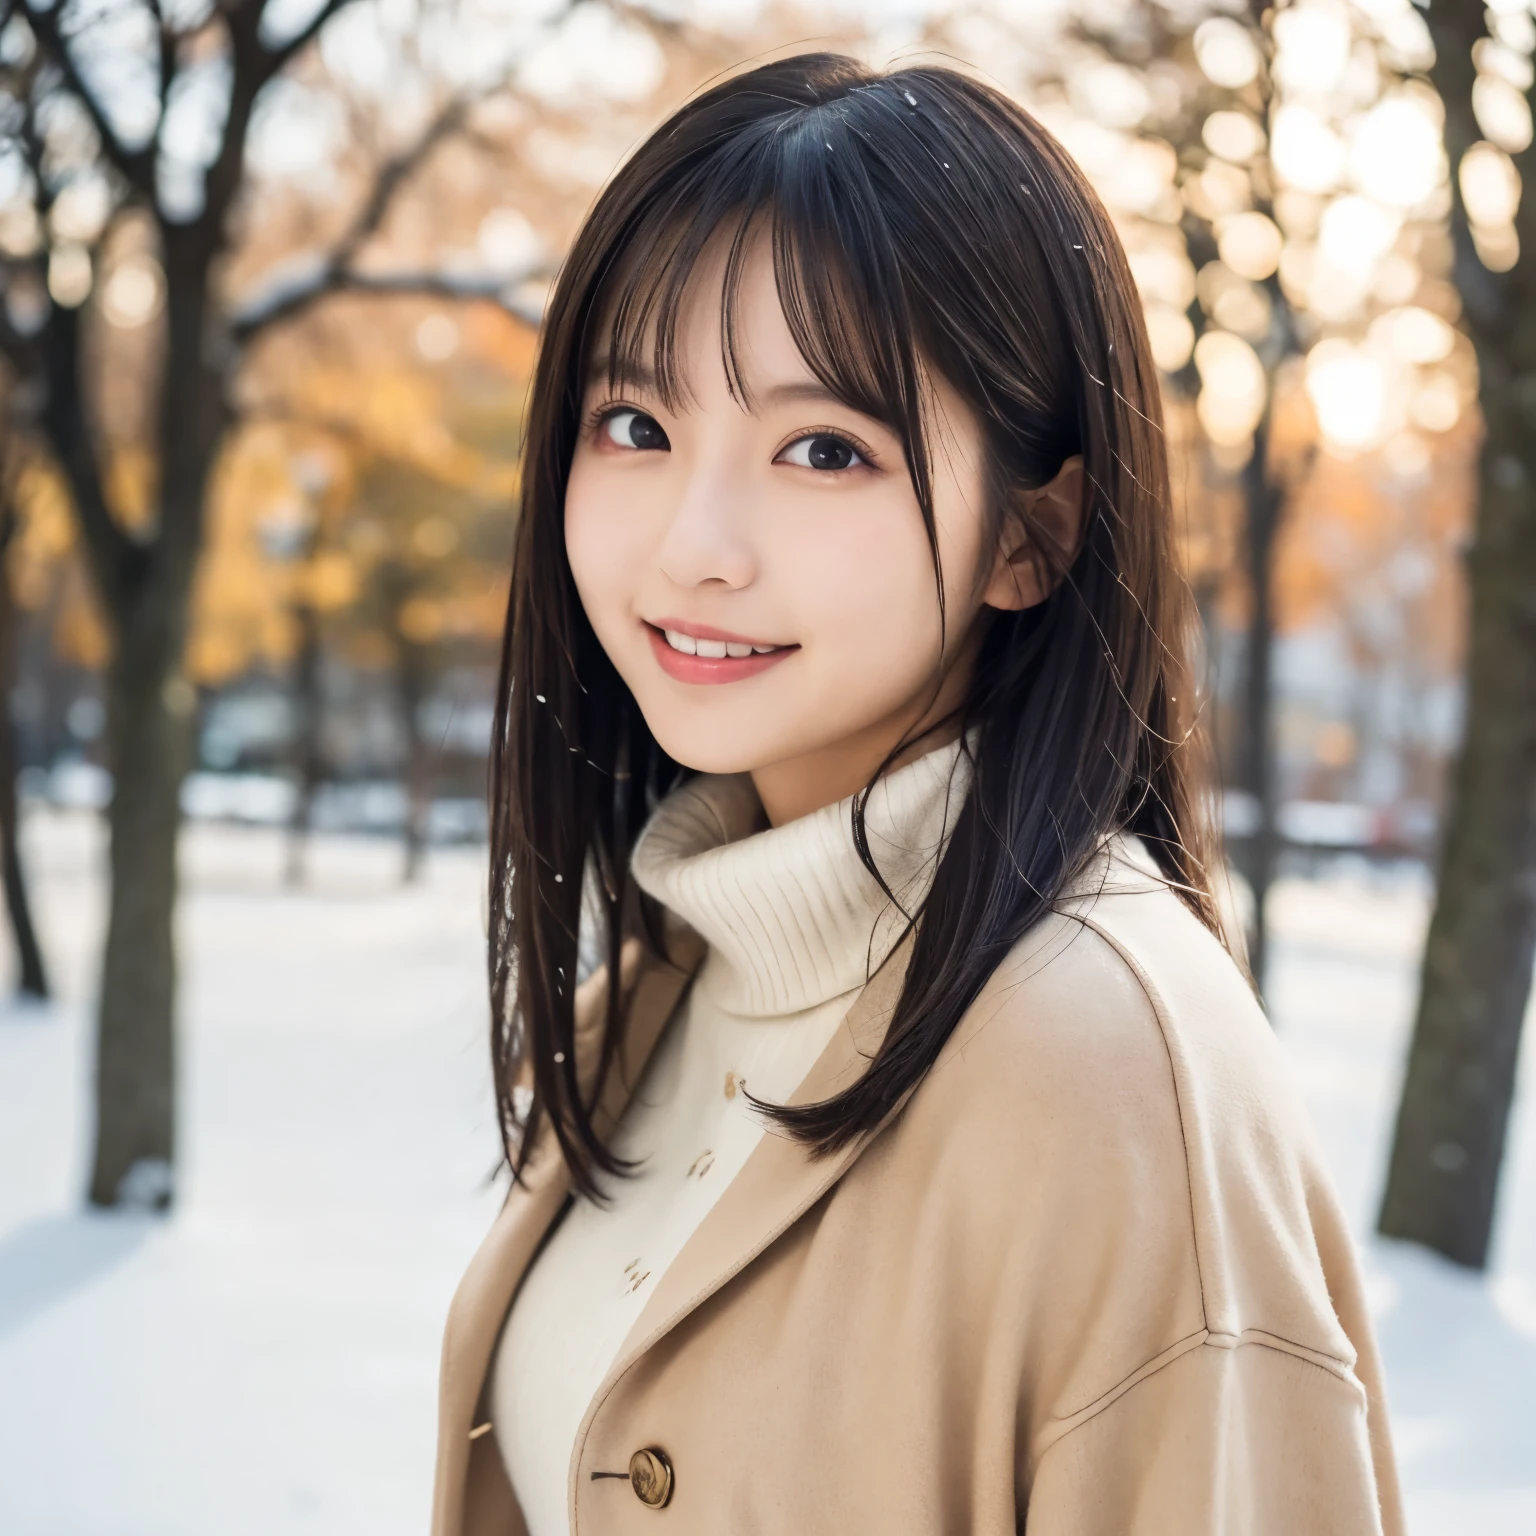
[645,620,798,684]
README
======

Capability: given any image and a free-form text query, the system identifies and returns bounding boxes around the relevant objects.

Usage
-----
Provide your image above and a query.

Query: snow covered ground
[0,808,1532,1534]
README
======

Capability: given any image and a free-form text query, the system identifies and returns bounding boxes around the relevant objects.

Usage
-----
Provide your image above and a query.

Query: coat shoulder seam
[1027,1327,1367,1477]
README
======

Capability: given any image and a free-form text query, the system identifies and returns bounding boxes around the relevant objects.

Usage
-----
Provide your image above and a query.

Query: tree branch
[254,0,354,88]
[230,260,549,342]
[229,68,548,344]
[333,96,473,270]
[21,1,156,197]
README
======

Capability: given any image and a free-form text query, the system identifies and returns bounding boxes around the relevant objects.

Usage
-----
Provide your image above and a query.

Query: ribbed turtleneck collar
[631,738,971,1018]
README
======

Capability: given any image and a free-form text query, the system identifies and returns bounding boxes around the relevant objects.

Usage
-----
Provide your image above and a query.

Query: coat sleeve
[1023,1339,1391,1536]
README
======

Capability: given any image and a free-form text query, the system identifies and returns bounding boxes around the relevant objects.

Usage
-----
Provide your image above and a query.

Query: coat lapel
[431,929,705,1536]
[567,930,916,1485]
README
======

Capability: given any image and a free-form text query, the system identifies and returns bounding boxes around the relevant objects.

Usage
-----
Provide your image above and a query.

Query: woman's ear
[981,455,1087,612]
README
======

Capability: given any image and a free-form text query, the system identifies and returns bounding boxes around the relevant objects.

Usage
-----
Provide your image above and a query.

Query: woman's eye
[601,409,669,452]
[778,434,864,472]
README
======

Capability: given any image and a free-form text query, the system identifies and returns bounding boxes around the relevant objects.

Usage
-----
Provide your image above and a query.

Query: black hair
[490,53,1223,1196]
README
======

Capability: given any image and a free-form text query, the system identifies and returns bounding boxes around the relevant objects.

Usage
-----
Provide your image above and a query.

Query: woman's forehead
[584,244,855,411]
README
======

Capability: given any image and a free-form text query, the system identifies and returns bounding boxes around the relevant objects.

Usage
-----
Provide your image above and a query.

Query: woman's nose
[655,470,757,590]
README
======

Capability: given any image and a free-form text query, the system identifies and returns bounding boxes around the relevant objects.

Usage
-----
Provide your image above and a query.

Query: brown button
[629,1446,674,1508]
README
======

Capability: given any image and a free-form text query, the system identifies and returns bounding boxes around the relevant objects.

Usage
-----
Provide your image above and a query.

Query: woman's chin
[645,722,776,777]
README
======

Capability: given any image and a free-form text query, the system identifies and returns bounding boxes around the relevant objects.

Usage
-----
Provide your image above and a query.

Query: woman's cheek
[564,464,637,652]
[786,497,945,684]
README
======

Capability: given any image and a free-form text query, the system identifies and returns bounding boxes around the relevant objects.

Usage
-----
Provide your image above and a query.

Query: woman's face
[565,246,1060,824]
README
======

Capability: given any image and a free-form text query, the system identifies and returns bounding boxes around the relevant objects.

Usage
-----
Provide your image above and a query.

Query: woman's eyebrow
[586,354,657,391]
[583,358,863,418]
[760,380,846,407]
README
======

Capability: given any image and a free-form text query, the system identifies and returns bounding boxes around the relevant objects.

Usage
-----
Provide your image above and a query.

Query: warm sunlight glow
[1129,243,1197,309]
[1202,110,1266,165]
[102,258,166,328]
[1144,304,1196,372]
[1271,105,1345,194]
[1349,96,1444,207]
[1307,339,1388,450]
[1199,261,1273,339]
[1273,2,1352,96]
[1072,60,1151,130]
[1194,17,1261,89]
[1410,372,1463,433]
[1195,330,1267,443]
[1318,196,1402,278]
[1473,73,1534,154]
[1369,306,1456,366]
[1459,141,1522,227]
[1472,221,1520,271]
[1218,211,1284,281]
[48,244,92,309]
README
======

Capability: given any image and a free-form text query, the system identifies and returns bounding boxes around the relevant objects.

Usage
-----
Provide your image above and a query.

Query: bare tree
[1379,0,1536,1269]
[0,0,548,1208]
[0,437,48,999]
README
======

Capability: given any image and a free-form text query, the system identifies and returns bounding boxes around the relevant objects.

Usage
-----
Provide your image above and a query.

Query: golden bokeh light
[1472,221,1520,272]
[1306,339,1391,451]
[1271,105,1345,194]
[47,244,92,308]
[1194,17,1261,90]
[1218,211,1284,281]
[1195,330,1267,444]
[1318,196,1402,278]
[1473,73,1534,154]
[1349,96,1445,207]
[1369,306,1456,366]
[1128,241,1197,310]
[1273,2,1352,97]
[1409,373,1464,434]
[1144,304,1196,373]
[1459,140,1522,227]
[1202,111,1266,166]
[102,258,166,329]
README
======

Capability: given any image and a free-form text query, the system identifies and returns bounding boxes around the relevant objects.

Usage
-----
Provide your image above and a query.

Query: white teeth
[662,628,783,658]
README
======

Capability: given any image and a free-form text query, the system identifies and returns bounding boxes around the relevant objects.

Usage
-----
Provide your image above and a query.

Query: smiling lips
[646,620,797,684]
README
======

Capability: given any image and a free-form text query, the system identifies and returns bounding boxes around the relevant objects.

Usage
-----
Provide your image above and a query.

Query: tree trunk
[1378,0,1536,1267]
[398,634,432,885]
[1376,363,1536,1267]
[84,241,222,1210]
[1377,422,1536,1267]
[88,600,195,1208]
[285,601,323,887]
[1237,413,1283,992]
[0,509,49,999]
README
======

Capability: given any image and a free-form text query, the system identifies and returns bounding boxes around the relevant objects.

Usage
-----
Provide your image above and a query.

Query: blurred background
[0,0,1533,1530]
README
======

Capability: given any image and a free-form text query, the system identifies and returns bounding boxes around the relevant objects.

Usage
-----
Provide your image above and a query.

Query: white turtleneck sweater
[490,739,970,1533]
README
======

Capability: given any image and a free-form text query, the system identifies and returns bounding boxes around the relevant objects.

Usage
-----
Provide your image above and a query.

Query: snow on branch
[229,258,550,342]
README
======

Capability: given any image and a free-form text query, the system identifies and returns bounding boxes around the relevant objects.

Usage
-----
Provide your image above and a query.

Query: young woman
[431,54,1402,1536]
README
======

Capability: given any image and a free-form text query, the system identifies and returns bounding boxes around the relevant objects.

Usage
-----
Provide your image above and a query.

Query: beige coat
[431,853,1404,1535]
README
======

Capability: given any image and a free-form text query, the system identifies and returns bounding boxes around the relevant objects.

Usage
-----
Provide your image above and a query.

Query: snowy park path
[1,810,1533,1534]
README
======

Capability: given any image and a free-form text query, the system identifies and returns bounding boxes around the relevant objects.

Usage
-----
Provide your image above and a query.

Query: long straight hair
[490,53,1224,1197]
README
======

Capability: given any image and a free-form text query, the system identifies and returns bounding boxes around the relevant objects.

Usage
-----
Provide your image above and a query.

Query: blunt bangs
[589,100,936,537]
